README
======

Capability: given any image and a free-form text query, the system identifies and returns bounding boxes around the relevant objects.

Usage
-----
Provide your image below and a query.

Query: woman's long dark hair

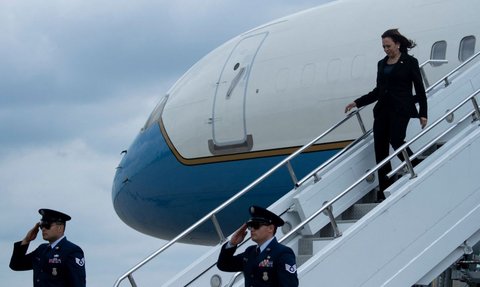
[382,28,416,53]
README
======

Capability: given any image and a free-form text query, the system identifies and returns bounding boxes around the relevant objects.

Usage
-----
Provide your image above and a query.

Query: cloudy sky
[0,1,332,286]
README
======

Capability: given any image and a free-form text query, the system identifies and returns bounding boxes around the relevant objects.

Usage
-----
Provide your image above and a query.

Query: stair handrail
[294,128,372,188]
[419,59,448,88]
[388,98,479,179]
[227,85,480,287]
[424,50,480,93]
[389,86,480,178]
[113,103,369,287]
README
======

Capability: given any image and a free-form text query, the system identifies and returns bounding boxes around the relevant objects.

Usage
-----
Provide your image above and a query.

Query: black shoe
[376,190,386,203]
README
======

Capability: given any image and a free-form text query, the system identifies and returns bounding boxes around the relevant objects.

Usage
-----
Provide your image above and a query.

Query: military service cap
[39,209,72,223]
[247,205,284,227]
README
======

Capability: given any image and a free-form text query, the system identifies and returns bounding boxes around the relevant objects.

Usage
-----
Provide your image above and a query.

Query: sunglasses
[246,221,270,230]
[39,221,61,229]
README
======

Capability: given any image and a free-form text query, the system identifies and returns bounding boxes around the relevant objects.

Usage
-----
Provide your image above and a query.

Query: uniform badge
[262,272,269,281]
[259,259,273,267]
[49,255,62,264]
[75,257,85,267]
[285,263,297,274]
[52,268,57,276]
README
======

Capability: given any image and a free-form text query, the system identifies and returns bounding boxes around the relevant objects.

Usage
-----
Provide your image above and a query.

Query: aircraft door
[209,32,268,155]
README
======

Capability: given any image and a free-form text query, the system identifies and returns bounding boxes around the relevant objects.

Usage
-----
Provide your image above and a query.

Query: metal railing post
[419,59,448,89]
[471,96,480,121]
[420,67,430,88]
[286,161,298,186]
[211,214,226,243]
[323,201,342,237]
[127,274,137,287]
[355,112,367,134]
[401,149,417,179]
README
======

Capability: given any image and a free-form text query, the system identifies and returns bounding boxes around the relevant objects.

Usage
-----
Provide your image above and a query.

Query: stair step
[419,142,445,158]
[341,203,378,220]
[319,219,356,237]
[297,254,313,266]
[298,236,334,255]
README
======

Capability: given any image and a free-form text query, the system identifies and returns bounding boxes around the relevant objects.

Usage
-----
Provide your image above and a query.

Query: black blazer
[355,53,427,119]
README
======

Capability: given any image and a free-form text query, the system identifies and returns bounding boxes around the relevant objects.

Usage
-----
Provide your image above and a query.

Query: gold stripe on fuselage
[158,119,352,166]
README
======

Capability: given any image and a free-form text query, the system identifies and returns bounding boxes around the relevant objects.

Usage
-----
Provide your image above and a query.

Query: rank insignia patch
[75,257,85,266]
[285,263,297,273]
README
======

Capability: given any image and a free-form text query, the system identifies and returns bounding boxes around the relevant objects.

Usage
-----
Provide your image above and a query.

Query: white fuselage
[159,0,478,162]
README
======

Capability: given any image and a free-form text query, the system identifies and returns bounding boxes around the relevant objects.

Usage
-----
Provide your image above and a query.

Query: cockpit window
[142,95,169,131]
[459,35,476,62]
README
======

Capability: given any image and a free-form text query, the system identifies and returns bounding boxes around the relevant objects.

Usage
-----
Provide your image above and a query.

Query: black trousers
[373,113,418,200]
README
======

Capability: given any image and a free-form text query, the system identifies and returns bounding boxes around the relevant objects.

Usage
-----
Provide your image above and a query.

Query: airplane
[112,0,480,245]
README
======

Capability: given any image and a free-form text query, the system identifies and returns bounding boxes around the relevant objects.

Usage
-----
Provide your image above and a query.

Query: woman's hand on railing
[345,102,357,113]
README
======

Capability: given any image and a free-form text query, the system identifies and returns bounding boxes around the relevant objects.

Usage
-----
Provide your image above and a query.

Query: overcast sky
[0,1,330,286]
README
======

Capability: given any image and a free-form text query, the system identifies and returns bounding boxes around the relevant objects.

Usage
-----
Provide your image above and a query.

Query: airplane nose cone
[112,125,176,238]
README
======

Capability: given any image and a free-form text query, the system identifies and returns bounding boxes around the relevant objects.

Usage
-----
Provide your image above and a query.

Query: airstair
[114,52,480,287]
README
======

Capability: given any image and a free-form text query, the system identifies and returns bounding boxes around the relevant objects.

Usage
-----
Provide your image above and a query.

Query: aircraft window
[301,63,315,87]
[351,55,366,79]
[327,59,341,82]
[430,41,447,66]
[459,35,476,62]
[275,68,289,92]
